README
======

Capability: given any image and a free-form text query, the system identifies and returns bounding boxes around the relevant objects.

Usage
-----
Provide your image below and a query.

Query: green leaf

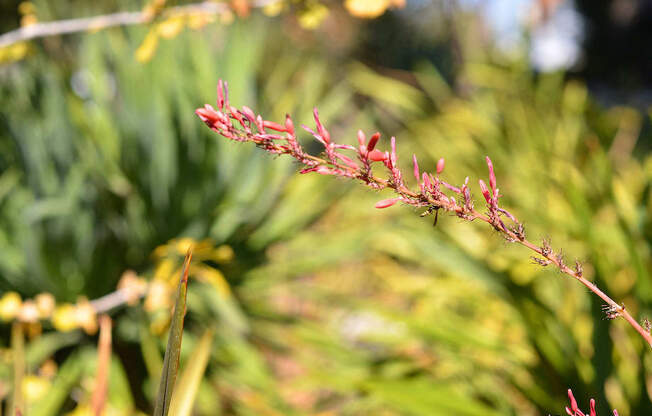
[168,328,214,416]
[153,250,192,416]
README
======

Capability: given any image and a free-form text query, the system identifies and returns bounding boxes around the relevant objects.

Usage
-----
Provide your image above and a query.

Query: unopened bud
[285,115,295,135]
[486,156,496,192]
[479,179,491,202]
[367,132,381,151]
[375,198,400,209]
[436,158,445,174]
[368,149,387,162]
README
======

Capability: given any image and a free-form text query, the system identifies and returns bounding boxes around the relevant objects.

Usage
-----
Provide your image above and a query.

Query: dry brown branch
[0,0,278,48]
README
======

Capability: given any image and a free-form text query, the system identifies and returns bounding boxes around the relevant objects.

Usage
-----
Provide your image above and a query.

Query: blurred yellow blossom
[118,270,147,305]
[135,28,159,63]
[213,244,235,263]
[298,2,329,29]
[52,303,77,332]
[187,12,215,30]
[0,292,22,321]
[345,0,405,19]
[145,280,172,311]
[75,299,97,335]
[18,1,35,15]
[22,375,51,402]
[158,17,185,39]
[263,0,285,16]
[35,293,55,318]
[18,300,39,323]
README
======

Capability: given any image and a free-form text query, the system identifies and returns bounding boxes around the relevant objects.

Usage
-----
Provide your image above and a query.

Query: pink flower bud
[375,198,400,209]
[357,130,366,147]
[285,115,295,135]
[390,137,397,167]
[217,80,224,109]
[195,107,220,125]
[313,108,330,144]
[229,106,244,126]
[479,179,491,203]
[422,172,431,190]
[357,130,367,155]
[412,154,420,181]
[486,156,496,193]
[222,80,230,109]
[316,166,336,175]
[241,106,256,123]
[263,120,286,132]
[367,132,381,151]
[368,149,386,162]
[436,158,445,174]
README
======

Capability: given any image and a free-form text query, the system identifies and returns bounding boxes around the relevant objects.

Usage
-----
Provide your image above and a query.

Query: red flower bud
[367,132,381,151]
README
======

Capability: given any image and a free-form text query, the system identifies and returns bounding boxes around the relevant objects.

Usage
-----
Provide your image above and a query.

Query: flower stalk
[196,80,652,349]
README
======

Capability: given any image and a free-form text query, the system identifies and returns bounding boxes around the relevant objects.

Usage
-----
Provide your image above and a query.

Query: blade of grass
[168,328,213,416]
[91,315,112,416]
[153,249,192,416]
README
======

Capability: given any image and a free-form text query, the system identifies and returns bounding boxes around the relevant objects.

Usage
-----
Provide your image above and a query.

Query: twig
[0,0,279,48]
[196,80,652,349]
[91,315,112,416]
[90,288,140,314]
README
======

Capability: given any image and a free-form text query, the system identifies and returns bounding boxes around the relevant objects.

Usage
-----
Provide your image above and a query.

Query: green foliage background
[1,2,651,415]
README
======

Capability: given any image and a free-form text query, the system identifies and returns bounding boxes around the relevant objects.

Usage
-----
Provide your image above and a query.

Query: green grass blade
[168,328,214,416]
[153,249,192,416]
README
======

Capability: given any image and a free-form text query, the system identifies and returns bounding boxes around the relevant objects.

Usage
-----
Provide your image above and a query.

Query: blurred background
[0,0,651,414]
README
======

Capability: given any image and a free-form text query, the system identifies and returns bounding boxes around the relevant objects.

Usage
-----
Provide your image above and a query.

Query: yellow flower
[18,300,39,323]
[23,375,51,402]
[0,292,22,321]
[144,280,171,311]
[35,293,55,318]
[52,304,78,332]
[75,299,97,335]
[345,0,404,19]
